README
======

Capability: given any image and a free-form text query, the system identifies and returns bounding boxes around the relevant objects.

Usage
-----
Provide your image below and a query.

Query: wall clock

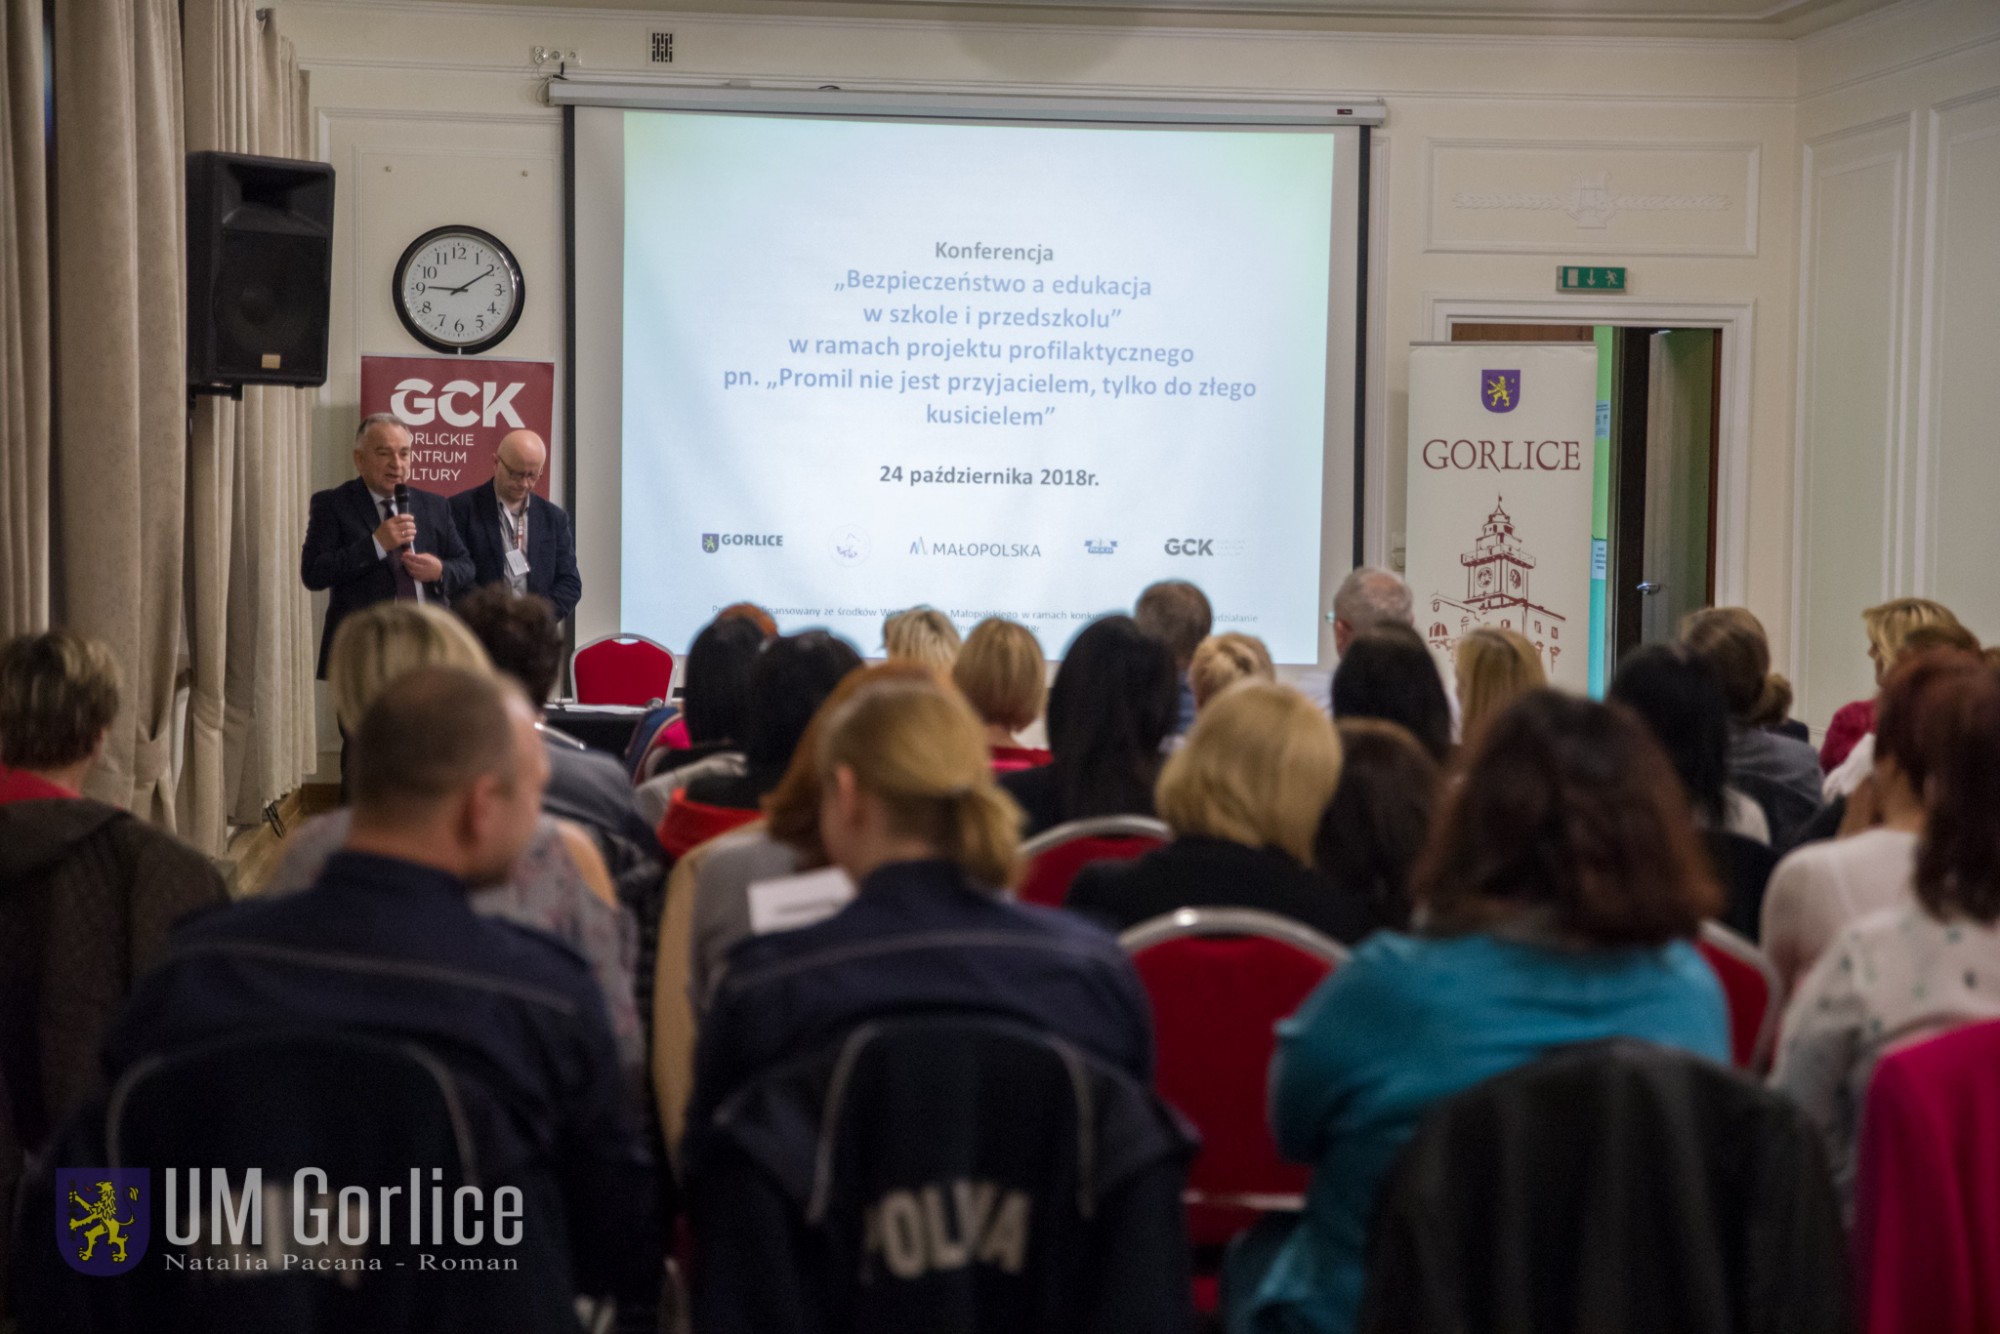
[393,224,524,355]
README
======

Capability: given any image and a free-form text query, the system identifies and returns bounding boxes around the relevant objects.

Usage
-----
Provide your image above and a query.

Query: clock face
[1509,569,1522,589]
[393,225,524,354]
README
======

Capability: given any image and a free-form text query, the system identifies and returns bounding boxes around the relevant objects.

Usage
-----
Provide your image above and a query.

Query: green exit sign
[1559,265,1628,292]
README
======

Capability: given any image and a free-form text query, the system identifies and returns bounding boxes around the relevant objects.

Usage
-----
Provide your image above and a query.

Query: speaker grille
[187,151,335,388]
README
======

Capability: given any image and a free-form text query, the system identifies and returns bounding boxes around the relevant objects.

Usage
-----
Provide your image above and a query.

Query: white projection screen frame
[564,86,1379,668]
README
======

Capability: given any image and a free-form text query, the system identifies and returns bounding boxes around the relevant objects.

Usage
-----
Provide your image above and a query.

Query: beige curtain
[0,0,49,636]
[178,0,318,850]
[52,0,186,823]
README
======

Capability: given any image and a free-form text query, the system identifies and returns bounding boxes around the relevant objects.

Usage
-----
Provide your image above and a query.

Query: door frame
[1420,294,1755,608]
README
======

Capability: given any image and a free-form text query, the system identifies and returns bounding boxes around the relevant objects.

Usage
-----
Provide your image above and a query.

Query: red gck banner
[359,355,555,500]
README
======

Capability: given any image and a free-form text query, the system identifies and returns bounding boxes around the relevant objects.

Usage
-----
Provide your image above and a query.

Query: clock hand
[443,266,496,296]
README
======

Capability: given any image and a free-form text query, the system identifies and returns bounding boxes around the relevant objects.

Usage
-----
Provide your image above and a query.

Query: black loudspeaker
[186,151,335,388]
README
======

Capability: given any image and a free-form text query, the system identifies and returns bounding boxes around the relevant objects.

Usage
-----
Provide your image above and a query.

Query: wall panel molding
[1426,137,1760,255]
[1789,111,1913,727]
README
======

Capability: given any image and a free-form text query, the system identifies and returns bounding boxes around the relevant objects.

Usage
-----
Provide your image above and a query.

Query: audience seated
[622,604,775,780]
[105,666,659,1305]
[1772,657,2000,1204]
[703,632,865,814]
[454,587,661,905]
[1311,719,1440,936]
[882,604,960,673]
[1821,597,1961,774]
[682,676,1154,1152]
[951,616,1051,771]
[1137,579,1214,734]
[0,631,227,1296]
[1068,680,1370,944]
[1761,648,1985,998]
[1679,606,1822,842]
[1330,623,1453,763]
[1225,690,1727,1334]
[1454,625,1544,745]
[650,660,934,1165]
[267,601,642,1072]
[1189,632,1276,714]
[1823,618,1982,803]
[635,610,770,801]
[1611,643,1780,939]
[1001,615,1180,837]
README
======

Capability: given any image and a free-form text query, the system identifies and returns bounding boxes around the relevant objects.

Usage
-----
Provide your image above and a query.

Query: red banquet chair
[1014,815,1171,908]
[1854,1019,2000,1334]
[1696,920,1781,1072]
[572,634,675,708]
[1121,907,1349,1309]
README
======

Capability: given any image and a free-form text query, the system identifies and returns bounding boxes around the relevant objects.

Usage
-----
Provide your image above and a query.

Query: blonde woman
[882,605,961,674]
[1455,626,1546,745]
[1820,597,1963,773]
[267,602,641,1072]
[952,616,1050,771]
[685,676,1153,1136]
[1068,680,1371,944]
[1188,632,1276,712]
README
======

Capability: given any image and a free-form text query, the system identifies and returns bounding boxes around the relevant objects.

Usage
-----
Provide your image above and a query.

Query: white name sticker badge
[505,548,531,577]
[747,866,856,935]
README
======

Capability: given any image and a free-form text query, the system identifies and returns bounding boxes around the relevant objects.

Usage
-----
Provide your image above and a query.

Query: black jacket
[1068,835,1377,946]
[300,477,474,678]
[1705,829,1780,943]
[1357,1038,1852,1334]
[448,482,582,621]
[1000,764,1156,840]
[687,1015,1195,1334]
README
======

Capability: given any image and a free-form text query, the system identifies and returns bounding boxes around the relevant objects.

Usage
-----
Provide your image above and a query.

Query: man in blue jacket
[104,666,660,1310]
[301,413,475,680]
[449,430,582,622]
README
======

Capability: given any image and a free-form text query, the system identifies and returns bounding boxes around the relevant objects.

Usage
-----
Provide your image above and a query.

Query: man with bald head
[449,430,582,622]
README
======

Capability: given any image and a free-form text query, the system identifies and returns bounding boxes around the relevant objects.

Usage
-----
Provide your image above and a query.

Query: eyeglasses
[498,460,543,483]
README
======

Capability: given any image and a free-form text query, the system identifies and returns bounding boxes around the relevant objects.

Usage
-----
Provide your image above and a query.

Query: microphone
[392,483,413,552]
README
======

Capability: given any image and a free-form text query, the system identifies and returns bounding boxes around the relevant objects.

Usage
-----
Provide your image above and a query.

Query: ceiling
[383,0,1907,39]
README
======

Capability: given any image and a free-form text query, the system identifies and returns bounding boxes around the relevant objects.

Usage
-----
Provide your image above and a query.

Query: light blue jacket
[1233,930,1730,1334]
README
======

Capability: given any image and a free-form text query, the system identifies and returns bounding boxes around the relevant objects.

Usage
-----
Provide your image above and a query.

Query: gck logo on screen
[387,379,529,429]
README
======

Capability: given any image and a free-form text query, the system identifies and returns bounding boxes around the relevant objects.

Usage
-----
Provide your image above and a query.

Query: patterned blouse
[267,810,642,1072]
[1771,902,2000,1203]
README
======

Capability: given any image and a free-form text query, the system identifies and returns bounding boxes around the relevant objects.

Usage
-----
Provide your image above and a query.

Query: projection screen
[564,87,1377,666]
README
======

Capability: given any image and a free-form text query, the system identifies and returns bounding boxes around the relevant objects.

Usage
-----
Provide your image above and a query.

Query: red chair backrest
[1130,932,1335,1247]
[574,636,675,707]
[1016,834,1163,908]
[1855,1019,2000,1334]
[1696,923,1778,1071]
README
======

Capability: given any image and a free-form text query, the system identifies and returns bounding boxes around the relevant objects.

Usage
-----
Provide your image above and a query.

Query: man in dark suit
[301,413,475,679]
[449,430,582,622]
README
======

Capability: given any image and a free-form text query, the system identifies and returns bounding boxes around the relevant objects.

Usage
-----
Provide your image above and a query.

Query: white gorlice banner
[1405,342,1599,693]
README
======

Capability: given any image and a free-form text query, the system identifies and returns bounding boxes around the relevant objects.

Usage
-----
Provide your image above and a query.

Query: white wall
[287,0,1908,763]
[1790,0,2000,730]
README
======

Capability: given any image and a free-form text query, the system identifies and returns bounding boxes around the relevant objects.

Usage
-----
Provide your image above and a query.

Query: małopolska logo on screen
[908,537,1042,558]
[701,533,784,554]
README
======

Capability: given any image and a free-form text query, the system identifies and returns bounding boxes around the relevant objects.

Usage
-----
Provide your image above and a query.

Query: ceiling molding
[282,0,1855,43]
